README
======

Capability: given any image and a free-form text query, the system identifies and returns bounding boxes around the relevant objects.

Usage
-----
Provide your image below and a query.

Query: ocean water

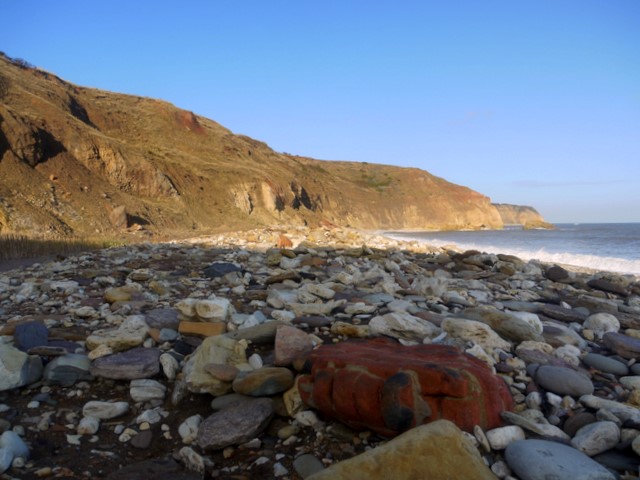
[387,223,640,276]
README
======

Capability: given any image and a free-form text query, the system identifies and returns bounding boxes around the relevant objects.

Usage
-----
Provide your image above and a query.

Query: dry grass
[0,233,126,262]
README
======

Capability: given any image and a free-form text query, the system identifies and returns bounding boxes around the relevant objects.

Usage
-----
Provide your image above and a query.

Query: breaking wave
[388,235,640,276]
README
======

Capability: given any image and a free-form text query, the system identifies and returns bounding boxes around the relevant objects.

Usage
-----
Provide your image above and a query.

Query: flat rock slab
[90,347,160,380]
[197,397,273,450]
[505,439,616,480]
[298,338,513,435]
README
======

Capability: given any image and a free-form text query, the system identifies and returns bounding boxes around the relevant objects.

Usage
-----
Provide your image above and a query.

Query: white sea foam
[389,235,640,276]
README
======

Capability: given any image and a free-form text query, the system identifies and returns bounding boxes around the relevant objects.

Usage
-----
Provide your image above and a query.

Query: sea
[386,223,640,276]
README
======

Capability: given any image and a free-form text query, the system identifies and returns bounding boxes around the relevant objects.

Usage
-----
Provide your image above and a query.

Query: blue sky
[2,1,639,223]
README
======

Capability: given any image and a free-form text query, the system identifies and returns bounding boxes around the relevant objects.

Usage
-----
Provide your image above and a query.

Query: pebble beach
[1,225,640,479]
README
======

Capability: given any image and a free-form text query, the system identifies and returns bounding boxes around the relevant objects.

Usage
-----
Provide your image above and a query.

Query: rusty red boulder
[297,338,513,436]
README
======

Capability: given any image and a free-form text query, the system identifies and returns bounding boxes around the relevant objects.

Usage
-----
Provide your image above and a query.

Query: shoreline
[0,225,636,280]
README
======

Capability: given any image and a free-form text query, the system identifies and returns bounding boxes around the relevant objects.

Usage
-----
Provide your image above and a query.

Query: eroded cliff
[0,54,524,237]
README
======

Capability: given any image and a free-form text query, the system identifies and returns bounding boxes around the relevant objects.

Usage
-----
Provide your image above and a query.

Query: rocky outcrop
[0,54,545,237]
[493,203,554,229]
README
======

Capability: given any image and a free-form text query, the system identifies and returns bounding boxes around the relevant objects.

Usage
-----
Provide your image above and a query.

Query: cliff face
[0,54,510,237]
[493,204,553,229]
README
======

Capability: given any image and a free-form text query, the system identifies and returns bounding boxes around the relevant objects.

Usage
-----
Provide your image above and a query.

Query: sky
[2,1,639,223]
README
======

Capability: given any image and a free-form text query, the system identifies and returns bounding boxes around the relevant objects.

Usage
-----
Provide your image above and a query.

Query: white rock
[442,317,511,351]
[583,313,620,339]
[129,379,167,402]
[66,434,81,446]
[412,276,448,298]
[294,410,320,427]
[369,312,441,343]
[85,315,149,352]
[248,353,263,369]
[77,416,100,435]
[195,298,232,320]
[553,344,581,366]
[176,298,198,317]
[506,312,542,335]
[271,310,296,322]
[486,425,526,450]
[580,394,640,425]
[179,414,202,444]
[136,408,162,425]
[0,344,32,391]
[0,447,13,474]
[179,446,206,475]
[620,376,640,390]
[305,284,335,300]
[0,431,29,460]
[160,353,180,381]
[273,462,288,477]
[525,392,543,410]
[571,421,620,456]
[82,401,129,419]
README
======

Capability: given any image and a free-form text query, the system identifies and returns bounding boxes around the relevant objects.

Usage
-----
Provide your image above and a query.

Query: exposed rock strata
[0,54,550,237]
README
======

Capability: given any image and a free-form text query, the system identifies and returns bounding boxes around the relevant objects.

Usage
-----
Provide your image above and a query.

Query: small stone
[197,397,274,450]
[203,262,241,279]
[505,439,616,480]
[145,308,180,330]
[603,332,640,359]
[369,312,441,343]
[86,315,149,352]
[273,462,288,477]
[293,453,324,478]
[0,431,29,460]
[204,363,239,382]
[486,425,526,450]
[195,298,232,321]
[77,416,100,435]
[0,344,43,391]
[564,412,597,437]
[179,415,202,444]
[43,354,92,387]
[571,421,620,457]
[130,430,153,449]
[178,446,206,475]
[90,347,161,380]
[532,365,594,397]
[14,321,48,352]
[274,324,314,366]
[232,367,294,396]
[160,353,180,381]
[82,401,129,420]
[584,313,620,339]
[441,317,511,351]
[130,379,167,402]
[581,353,629,376]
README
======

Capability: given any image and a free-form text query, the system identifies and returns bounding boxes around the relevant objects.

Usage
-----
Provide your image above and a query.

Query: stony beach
[1,225,640,479]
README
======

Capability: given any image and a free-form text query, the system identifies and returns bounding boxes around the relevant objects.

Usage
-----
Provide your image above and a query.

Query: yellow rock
[179,321,226,338]
[183,336,248,396]
[308,420,497,480]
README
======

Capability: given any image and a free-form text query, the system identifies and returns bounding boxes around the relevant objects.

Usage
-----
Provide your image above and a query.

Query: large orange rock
[298,338,513,435]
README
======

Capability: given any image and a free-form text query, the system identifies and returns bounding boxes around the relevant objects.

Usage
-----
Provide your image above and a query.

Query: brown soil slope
[0,54,508,237]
